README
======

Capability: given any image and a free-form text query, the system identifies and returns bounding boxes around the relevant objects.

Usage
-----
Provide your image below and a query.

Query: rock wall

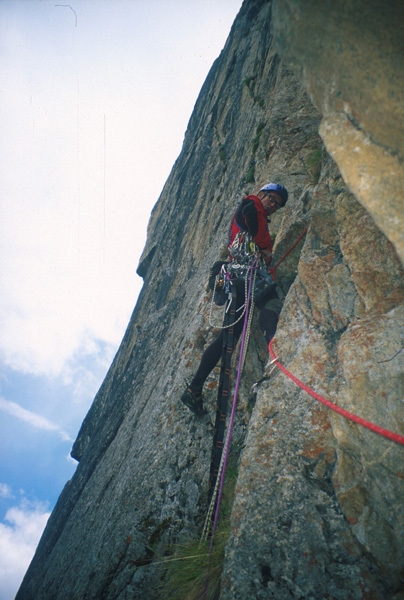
[272,0,404,266]
[222,161,404,599]
[17,1,404,599]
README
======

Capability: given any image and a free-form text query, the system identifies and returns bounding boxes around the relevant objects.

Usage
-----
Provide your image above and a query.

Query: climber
[181,182,288,415]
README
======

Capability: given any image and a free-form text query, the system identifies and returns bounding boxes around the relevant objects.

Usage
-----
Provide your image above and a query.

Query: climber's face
[259,191,283,215]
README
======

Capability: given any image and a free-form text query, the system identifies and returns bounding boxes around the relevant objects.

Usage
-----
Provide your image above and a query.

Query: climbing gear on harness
[205,259,258,525]
[201,262,256,600]
[209,256,274,329]
[208,260,227,306]
[180,386,208,416]
[228,230,259,263]
[208,261,227,307]
[259,182,288,205]
[228,231,273,294]
[209,267,247,329]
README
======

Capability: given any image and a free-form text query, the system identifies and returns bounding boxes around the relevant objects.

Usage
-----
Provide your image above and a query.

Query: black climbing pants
[190,284,280,393]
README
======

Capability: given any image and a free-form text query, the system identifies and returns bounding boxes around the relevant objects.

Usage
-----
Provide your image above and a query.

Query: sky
[0,1,242,597]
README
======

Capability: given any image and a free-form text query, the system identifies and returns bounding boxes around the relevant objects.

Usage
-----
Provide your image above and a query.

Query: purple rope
[203,261,256,596]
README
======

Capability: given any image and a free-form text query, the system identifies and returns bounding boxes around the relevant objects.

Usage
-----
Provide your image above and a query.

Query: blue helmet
[259,183,288,206]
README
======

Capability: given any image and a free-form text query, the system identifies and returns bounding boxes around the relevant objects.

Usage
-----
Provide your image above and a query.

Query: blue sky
[0,1,242,597]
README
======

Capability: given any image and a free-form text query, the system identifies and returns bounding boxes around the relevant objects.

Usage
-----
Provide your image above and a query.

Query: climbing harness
[208,263,249,329]
[208,231,271,329]
[207,261,258,499]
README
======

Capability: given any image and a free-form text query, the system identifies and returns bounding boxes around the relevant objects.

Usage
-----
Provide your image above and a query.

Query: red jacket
[228,195,272,252]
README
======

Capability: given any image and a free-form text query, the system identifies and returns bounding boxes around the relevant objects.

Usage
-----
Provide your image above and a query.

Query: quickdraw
[228,230,259,264]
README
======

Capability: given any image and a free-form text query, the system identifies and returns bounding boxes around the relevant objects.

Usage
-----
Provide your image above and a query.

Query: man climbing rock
[181,183,288,415]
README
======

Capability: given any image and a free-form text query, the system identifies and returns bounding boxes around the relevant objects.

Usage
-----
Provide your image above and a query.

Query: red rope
[268,339,404,447]
[270,227,308,280]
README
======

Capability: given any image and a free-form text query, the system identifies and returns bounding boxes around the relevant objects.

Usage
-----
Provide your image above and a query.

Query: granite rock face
[272,0,404,265]
[221,162,404,599]
[17,1,404,599]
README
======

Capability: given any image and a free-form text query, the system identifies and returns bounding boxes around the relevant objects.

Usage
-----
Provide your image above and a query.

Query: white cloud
[61,334,117,405]
[0,397,72,442]
[0,484,13,499]
[0,0,242,380]
[0,499,50,600]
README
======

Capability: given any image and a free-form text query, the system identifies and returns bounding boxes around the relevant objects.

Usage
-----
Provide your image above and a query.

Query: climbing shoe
[180,387,208,416]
